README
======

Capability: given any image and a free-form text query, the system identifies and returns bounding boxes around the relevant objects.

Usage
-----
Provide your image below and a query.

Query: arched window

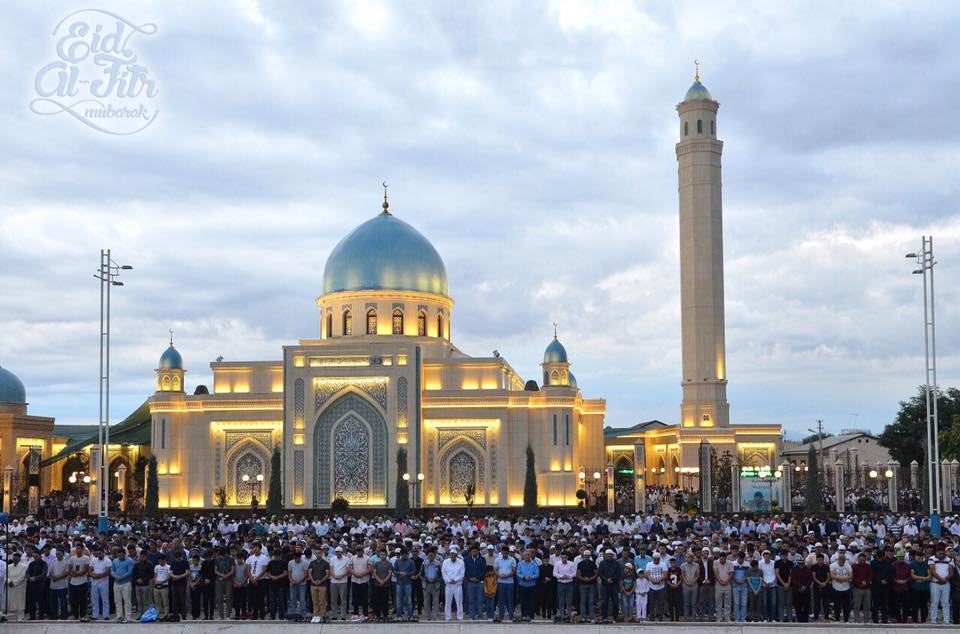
[550,369,559,384]
[710,120,715,135]
[392,309,403,335]
[326,313,333,338]
[683,121,688,136]
[367,309,377,335]
[417,311,426,336]
[172,375,181,391]
[161,375,170,391]
[561,369,568,384]
[342,310,352,336]
[437,313,444,339]
[697,119,703,134]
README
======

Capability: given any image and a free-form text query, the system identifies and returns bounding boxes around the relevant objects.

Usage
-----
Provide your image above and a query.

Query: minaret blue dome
[543,337,568,364]
[159,345,183,370]
[322,210,449,297]
[684,80,713,102]
[0,365,27,404]
[568,372,577,389]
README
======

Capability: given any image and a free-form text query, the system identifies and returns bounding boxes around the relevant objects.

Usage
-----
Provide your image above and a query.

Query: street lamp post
[241,473,264,509]
[402,472,425,508]
[94,250,132,534]
[906,238,941,535]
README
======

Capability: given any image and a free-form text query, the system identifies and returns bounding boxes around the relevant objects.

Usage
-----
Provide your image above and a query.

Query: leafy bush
[331,497,350,513]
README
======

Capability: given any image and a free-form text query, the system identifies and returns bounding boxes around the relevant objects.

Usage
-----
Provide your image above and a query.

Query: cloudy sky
[1,1,958,440]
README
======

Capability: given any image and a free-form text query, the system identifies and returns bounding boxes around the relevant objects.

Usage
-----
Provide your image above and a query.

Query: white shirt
[758,559,776,585]
[441,557,465,585]
[330,555,351,583]
[154,563,171,584]
[90,556,112,579]
[553,560,576,583]
[245,553,270,579]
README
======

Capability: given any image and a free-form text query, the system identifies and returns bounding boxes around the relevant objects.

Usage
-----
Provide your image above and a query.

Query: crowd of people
[2,508,960,625]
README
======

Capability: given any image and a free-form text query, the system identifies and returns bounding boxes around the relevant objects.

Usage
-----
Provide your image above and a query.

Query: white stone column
[942,459,953,513]
[633,443,646,514]
[887,461,899,513]
[2,465,12,514]
[117,463,128,512]
[89,446,101,515]
[606,464,615,514]
[780,461,792,512]
[731,463,741,513]
[699,440,713,513]
[910,460,919,490]
[834,460,845,514]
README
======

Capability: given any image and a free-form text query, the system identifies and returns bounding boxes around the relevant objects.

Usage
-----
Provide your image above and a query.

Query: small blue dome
[568,372,577,389]
[543,337,568,364]
[159,345,183,370]
[322,211,449,297]
[684,80,713,102]
[0,366,26,404]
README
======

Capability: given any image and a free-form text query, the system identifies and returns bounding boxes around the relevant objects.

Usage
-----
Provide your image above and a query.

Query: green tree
[395,447,410,517]
[803,445,822,513]
[266,447,283,515]
[801,431,833,445]
[144,455,159,517]
[331,497,350,513]
[213,485,228,510]
[523,445,538,515]
[939,414,960,462]
[464,482,476,511]
[878,386,960,513]
[133,455,148,491]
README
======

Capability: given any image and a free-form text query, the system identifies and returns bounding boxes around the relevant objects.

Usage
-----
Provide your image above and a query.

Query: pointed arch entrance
[314,392,388,506]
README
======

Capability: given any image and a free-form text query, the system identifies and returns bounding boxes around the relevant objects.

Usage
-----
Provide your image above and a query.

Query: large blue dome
[684,80,713,102]
[159,345,183,370]
[322,211,449,296]
[543,337,568,364]
[0,366,26,404]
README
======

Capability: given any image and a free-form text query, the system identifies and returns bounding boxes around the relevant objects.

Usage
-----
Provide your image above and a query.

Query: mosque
[3,71,782,513]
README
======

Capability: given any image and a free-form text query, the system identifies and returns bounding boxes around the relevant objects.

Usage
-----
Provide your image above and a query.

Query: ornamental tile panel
[315,377,387,411]
[294,378,304,428]
[437,428,486,450]
[294,450,304,504]
[224,430,273,454]
[397,376,408,429]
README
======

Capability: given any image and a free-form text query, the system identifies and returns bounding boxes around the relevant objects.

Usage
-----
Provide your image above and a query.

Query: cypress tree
[266,447,283,515]
[523,445,538,515]
[396,447,410,517]
[804,444,822,514]
[144,454,159,517]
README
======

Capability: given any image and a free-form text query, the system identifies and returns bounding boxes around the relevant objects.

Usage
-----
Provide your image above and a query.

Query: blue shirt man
[494,552,517,584]
[112,553,134,584]
[516,559,539,588]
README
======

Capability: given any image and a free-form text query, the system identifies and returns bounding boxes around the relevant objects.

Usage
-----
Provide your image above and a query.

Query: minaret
[676,62,729,428]
[156,330,185,393]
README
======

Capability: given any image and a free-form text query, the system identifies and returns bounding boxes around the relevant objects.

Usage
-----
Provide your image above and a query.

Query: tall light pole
[94,250,132,533]
[906,237,941,535]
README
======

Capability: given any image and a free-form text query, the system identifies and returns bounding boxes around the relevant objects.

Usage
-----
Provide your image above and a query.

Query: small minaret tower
[541,323,571,388]
[156,330,185,393]
[676,61,729,428]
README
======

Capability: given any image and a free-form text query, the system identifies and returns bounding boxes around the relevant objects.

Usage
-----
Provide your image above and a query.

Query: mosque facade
[147,193,607,510]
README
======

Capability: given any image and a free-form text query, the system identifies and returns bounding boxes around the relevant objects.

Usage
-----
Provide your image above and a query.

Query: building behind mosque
[4,71,788,513]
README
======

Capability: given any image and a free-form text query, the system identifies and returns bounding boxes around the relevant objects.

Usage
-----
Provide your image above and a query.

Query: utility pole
[93,250,132,534]
[907,237,941,536]
[808,420,826,484]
